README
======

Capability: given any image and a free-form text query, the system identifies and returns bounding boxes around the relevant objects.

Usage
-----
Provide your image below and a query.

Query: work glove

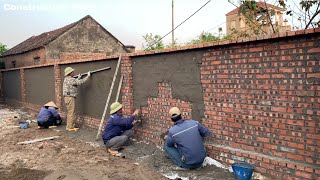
[87,71,91,77]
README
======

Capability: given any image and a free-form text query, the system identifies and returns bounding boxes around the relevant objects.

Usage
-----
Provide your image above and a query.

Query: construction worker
[102,102,139,156]
[63,67,91,132]
[164,107,211,169]
[37,101,62,129]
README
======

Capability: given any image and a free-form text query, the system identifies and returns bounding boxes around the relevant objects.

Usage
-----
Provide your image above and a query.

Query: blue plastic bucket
[19,122,29,129]
[232,161,255,180]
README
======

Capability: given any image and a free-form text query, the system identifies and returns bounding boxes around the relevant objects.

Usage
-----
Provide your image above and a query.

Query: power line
[144,0,212,50]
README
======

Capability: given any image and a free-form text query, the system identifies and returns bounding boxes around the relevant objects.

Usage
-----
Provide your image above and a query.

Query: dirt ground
[0,103,236,180]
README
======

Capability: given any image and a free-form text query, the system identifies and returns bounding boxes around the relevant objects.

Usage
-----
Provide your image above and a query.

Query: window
[240,19,245,28]
[230,20,236,29]
[12,61,16,68]
[34,56,40,64]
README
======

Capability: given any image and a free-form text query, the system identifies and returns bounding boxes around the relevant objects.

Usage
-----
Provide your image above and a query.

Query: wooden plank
[17,136,59,145]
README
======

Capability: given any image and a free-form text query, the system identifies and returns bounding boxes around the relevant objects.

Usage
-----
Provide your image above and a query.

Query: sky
[0,0,310,50]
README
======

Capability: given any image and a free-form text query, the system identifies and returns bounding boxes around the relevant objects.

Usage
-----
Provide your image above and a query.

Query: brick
[249,47,263,52]
[287,154,304,161]
[257,137,270,143]
[257,74,270,79]
[272,74,286,78]
[295,171,312,179]
[308,48,320,53]
[307,73,320,78]
[279,68,294,73]
[287,142,304,149]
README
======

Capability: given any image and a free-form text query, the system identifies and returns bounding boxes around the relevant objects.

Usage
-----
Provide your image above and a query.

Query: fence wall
[1,28,319,179]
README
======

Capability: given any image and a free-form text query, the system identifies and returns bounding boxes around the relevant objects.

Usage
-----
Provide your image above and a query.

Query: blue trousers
[164,144,202,169]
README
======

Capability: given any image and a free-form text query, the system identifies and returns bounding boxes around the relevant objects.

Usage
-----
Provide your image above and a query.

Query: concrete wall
[60,59,121,119]
[25,66,55,105]
[46,17,128,60]
[132,50,204,121]
[2,70,21,101]
[1,48,46,69]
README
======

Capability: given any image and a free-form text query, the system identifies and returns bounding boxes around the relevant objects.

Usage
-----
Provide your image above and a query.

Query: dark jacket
[165,119,210,165]
[37,107,61,123]
[102,114,135,142]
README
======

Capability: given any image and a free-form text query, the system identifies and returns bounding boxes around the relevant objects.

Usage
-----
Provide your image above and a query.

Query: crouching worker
[102,102,139,156]
[37,101,62,129]
[164,107,211,169]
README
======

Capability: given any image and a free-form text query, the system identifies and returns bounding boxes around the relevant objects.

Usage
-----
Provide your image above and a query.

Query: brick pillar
[20,68,26,102]
[54,64,62,108]
[121,56,134,115]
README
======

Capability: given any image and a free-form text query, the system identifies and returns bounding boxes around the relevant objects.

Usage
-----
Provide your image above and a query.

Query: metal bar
[73,67,111,78]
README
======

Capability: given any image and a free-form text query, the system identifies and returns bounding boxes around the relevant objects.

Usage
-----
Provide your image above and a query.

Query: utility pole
[172,0,175,46]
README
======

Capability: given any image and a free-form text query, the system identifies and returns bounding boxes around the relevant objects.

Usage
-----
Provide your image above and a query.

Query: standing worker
[63,67,91,132]
[164,107,211,169]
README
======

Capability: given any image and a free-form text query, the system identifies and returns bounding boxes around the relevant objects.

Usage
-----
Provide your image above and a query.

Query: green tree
[0,43,7,56]
[142,33,165,51]
[188,32,220,44]
[0,43,7,69]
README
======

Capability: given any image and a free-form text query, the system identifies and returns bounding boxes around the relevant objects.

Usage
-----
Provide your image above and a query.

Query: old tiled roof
[1,15,128,57]
[2,22,76,57]
[226,2,285,16]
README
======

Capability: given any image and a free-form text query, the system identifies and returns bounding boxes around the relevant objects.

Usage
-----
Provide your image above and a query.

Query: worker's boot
[66,128,79,132]
[108,148,122,156]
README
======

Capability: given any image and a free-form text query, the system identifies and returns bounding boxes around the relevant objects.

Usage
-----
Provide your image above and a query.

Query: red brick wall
[2,48,46,69]
[135,82,192,144]
[200,35,320,179]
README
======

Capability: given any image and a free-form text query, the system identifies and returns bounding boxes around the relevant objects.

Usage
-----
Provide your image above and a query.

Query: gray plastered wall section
[25,66,55,106]
[132,50,205,121]
[2,70,21,101]
[60,59,121,119]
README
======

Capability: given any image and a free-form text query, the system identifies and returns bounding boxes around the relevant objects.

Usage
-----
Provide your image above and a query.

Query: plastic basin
[232,161,255,180]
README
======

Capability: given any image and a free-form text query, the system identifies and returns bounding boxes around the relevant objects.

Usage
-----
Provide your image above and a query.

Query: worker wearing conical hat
[63,67,91,132]
[37,101,62,129]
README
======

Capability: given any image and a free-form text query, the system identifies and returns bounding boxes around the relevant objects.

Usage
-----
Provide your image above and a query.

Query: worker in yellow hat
[102,102,140,156]
[37,101,62,129]
[164,107,211,169]
[63,67,91,132]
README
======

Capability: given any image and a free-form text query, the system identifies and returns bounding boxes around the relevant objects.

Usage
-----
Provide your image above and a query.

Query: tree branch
[264,0,276,33]
[305,2,320,29]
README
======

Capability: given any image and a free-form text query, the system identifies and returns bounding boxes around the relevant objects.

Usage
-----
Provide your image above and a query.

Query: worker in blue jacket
[102,102,139,156]
[37,101,62,129]
[164,107,211,169]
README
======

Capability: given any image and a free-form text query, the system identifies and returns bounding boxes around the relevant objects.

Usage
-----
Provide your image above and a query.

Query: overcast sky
[0,0,304,50]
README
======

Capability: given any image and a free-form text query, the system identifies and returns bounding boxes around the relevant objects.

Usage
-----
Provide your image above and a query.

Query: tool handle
[73,67,111,78]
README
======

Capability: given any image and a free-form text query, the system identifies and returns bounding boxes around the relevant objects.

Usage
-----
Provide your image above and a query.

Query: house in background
[226,2,291,36]
[0,15,134,69]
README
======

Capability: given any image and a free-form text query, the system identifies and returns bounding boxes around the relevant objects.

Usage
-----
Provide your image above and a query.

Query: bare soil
[0,104,166,180]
